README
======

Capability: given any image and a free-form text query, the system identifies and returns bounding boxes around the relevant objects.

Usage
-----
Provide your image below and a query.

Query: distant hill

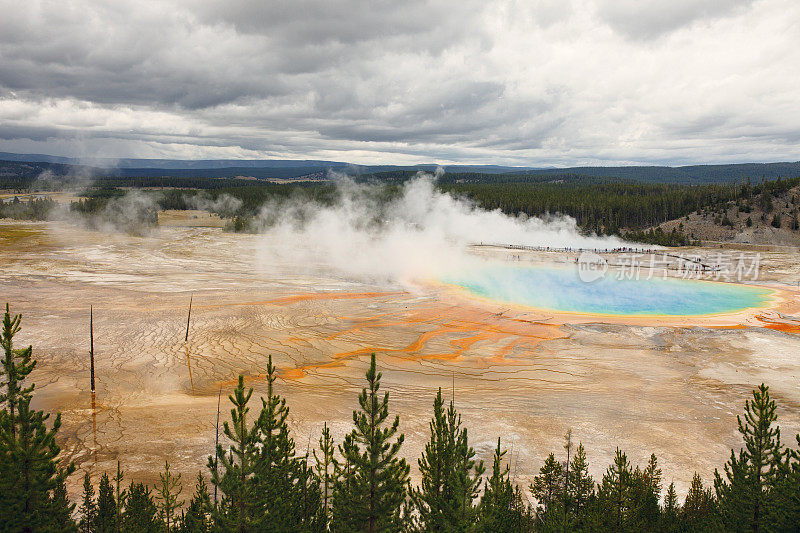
[0,152,527,174]
[0,152,346,169]
[512,162,800,184]
[0,160,99,188]
[1,151,799,187]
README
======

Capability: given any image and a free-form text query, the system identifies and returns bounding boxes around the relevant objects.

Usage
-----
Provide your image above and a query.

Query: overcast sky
[0,0,798,165]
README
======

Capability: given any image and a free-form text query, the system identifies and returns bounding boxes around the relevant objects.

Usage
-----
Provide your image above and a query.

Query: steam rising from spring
[255,172,627,283]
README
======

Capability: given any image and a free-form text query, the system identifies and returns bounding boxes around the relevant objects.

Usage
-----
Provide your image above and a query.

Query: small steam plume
[26,150,156,232]
[186,192,243,218]
[253,171,626,284]
[71,189,159,235]
[31,153,116,191]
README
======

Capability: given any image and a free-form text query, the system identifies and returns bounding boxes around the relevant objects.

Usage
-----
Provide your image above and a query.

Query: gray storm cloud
[0,0,798,165]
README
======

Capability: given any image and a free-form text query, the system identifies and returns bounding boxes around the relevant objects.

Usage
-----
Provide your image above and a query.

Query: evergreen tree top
[1,303,36,408]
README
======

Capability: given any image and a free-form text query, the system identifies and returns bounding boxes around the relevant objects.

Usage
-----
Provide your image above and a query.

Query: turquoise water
[444,265,771,316]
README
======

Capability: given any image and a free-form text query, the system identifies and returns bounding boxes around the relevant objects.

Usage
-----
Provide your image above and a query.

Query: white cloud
[0,0,797,165]
[595,0,755,40]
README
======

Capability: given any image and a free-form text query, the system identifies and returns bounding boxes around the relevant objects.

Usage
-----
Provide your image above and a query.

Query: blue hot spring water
[443,264,771,316]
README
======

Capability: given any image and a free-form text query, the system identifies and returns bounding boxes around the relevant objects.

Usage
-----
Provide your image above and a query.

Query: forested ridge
[3,169,800,246]
[57,175,800,246]
[440,176,800,245]
[2,304,800,532]
[3,158,800,188]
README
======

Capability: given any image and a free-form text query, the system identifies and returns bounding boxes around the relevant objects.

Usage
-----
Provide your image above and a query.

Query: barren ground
[1,217,799,501]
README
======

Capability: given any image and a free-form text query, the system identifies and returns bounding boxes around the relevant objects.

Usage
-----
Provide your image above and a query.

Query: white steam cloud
[254,172,627,283]
[186,192,243,218]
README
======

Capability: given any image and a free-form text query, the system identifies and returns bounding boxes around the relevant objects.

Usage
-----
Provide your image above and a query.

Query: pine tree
[661,482,679,533]
[79,473,97,533]
[628,456,661,531]
[774,433,800,528]
[739,384,783,531]
[0,397,74,531]
[313,422,336,529]
[412,388,484,531]
[682,473,714,532]
[642,454,662,497]
[715,383,783,533]
[330,433,358,532]
[180,473,212,533]
[567,443,594,528]
[714,448,751,531]
[210,375,259,532]
[413,388,451,531]
[255,354,292,522]
[597,448,633,532]
[155,460,182,533]
[121,482,159,533]
[0,303,75,532]
[253,354,319,530]
[0,303,35,440]
[50,472,79,532]
[96,473,117,533]
[511,486,537,532]
[477,437,516,531]
[764,433,800,530]
[114,461,126,533]
[531,453,564,517]
[562,429,572,530]
[293,453,321,533]
[332,353,409,533]
[449,398,484,529]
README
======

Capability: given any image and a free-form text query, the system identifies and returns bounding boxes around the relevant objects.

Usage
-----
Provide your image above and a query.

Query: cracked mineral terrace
[2,219,799,499]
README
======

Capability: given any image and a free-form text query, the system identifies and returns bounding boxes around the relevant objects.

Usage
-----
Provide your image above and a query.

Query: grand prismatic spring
[444,264,773,316]
[2,215,800,498]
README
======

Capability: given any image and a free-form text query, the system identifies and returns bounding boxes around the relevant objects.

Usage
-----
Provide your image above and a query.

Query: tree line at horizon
[4,159,800,191]
[440,176,800,243]
[0,196,57,221]
[2,303,800,532]
[3,173,800,247]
